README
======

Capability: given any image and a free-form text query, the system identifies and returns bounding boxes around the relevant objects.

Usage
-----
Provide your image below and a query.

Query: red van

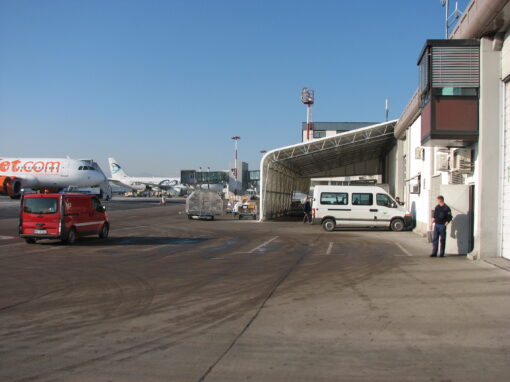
[19,193,109,244]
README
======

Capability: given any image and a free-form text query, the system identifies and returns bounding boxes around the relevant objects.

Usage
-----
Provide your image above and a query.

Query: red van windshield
[23,198,59,214]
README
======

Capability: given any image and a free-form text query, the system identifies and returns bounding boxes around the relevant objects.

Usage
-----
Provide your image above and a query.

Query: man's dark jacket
[434,204,452,225]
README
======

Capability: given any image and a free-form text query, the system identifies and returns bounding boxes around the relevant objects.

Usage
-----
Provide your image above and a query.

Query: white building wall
[386,143,398,197]
[470,37,502,259]
[407,116,434,235]
[500,31,510,259]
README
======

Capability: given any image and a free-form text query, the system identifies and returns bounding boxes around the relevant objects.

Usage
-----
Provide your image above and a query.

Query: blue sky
[0,1,467,176]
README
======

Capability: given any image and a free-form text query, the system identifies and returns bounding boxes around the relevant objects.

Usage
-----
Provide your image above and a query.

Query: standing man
[303,198,312,224]
[430,195,453,257]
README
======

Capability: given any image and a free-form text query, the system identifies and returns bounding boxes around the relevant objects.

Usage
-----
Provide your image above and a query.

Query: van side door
[318,192,349,226]
[91,197,105,232]
[350,192,376,226]
[73,197,90,234]
[375,193,398,227]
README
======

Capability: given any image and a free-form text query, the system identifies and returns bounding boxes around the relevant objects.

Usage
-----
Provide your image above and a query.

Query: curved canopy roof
[260,120,397,220]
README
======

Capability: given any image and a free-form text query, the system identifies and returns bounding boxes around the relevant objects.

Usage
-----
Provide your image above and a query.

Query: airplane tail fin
[108,158,128,179]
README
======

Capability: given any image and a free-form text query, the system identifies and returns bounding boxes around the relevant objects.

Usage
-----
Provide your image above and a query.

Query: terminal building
[260,0,510,261]
[181,162,260,196]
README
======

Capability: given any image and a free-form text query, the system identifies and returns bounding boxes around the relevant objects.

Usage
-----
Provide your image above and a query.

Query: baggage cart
[186,190,223,220]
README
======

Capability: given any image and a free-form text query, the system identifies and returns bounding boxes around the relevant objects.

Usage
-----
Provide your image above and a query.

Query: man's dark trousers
[432,223,447,256]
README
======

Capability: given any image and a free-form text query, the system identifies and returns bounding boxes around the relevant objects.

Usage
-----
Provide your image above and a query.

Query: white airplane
[0,157,106,199]
[108,158,185,195]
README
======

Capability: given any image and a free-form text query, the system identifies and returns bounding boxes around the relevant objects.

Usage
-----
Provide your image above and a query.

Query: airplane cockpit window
[78,166,83,170]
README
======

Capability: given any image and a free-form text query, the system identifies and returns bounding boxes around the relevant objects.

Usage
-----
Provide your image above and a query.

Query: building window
[313,130,326,138]
[433,87,478,97]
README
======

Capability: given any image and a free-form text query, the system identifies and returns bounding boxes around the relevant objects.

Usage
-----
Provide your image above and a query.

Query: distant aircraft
[108,157,186,196]
[0,157,106,199]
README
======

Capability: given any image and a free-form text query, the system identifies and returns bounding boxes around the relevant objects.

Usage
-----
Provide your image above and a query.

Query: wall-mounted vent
[435,151,450,172]
[415,147,425,160]
[449,172,465,185]
[431,46,480,88]
[450,148,473,173]
[409,183,420,194]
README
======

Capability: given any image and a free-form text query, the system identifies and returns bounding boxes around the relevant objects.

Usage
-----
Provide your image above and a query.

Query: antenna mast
[440,0,462,38]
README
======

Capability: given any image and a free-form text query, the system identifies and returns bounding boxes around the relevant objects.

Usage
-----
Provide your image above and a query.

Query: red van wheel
[99,223,109,239]
[65,228,77,245]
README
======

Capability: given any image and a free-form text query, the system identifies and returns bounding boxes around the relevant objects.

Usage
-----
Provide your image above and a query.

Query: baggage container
[186,190,223,220]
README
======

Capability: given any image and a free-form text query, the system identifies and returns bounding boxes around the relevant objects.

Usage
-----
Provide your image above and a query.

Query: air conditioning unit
[415,147,425,160]
[450,148,473,173]
[435,151,450,172]
[409,183,420,194]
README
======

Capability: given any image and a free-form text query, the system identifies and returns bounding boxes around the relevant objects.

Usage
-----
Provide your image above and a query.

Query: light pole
[231,136,241,192]
[199,166,202,190]
[207,166,210,190]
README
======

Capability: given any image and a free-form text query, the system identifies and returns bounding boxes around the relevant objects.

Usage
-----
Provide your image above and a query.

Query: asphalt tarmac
[1,197,510,381]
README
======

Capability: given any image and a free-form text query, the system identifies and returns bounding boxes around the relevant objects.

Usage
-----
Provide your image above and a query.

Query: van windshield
[24,198,59,214]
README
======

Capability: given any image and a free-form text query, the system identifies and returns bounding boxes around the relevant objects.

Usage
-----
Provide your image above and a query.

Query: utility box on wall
[418,40,480,147]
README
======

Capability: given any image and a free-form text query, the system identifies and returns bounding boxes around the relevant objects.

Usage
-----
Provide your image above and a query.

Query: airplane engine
[0,176,22,199]
[159,179,178,187]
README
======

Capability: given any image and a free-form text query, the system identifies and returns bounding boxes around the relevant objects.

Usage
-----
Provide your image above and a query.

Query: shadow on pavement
[34,237,211,246]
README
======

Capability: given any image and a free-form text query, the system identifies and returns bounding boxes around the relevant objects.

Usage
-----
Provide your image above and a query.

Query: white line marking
[249,236,279,253]
[326,242,333,255]
[395,242,413,257]
[0,236,16,240]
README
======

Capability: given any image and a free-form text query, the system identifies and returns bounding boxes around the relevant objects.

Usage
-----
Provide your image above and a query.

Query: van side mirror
[97,205,106,213]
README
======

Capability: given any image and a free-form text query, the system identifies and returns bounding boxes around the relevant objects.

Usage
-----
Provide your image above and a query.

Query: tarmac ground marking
[395,242,413,256]
[249,236,279,254]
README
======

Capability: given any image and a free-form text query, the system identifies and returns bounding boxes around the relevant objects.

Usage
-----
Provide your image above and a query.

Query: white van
[311,185,412,232]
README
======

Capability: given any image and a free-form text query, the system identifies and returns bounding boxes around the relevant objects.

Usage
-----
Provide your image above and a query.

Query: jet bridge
[259,120,397,220]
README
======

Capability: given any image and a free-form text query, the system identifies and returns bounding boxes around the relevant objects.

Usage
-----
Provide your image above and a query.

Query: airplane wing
[108,179,134,189]
[144,179,179,190]
[109,178,178,192]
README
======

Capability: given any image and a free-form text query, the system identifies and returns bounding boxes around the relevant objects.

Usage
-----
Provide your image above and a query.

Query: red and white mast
[301,88,315,141]
[231,136,241,182]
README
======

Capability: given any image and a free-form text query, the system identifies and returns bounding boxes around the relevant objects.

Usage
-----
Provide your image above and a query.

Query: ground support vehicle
[19,193,109,244]
[238,201,258,220]
[311,185,412,232]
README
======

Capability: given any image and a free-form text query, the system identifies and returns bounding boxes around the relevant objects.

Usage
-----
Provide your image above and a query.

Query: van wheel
[322,218,336,232]
[65,228,77,245]
[99,223,109,239]
[390,219,405,232]
[25,238,36,244]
